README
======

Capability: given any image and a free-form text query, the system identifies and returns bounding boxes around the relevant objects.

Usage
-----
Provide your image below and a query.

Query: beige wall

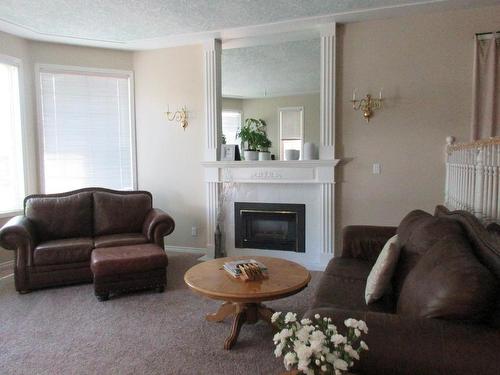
[134,45,206,249]
[28,41,133,70]
[222,98,243,112]
[222,94,320,158]
[335,5,500,253]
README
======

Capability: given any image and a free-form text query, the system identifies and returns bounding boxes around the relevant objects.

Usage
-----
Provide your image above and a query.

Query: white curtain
[471,33,500,140]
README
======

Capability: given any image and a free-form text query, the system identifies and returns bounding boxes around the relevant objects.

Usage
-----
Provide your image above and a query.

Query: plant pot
[244,150,259,161]
[258,151,271,161]
[284,149,300,161]
[214,224,223,258]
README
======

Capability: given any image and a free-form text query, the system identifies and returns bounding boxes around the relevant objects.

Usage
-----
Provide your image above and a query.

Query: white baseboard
[163,246,327,271]
[0,260,14,269]
[165,245,207,255]
[0,260,14,280]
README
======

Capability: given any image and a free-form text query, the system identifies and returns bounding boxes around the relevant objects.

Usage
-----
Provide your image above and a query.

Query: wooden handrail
[447,137,500,152]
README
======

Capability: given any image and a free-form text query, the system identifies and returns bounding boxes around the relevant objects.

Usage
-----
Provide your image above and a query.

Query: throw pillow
[365,234,401,304]
[397,235,497,321]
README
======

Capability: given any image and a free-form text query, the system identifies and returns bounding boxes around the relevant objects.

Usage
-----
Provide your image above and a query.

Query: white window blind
[39,68,135,193]
[222,110,242,144]
[279,107,304,160]
[281,110,302,139]
[0,60,24,214]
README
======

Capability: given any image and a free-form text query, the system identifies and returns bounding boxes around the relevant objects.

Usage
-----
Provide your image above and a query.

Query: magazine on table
[223,259,268,279]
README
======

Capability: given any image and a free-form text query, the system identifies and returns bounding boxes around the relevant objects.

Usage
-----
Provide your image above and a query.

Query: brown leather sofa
[306,206,500,375]
[0,188,175,293]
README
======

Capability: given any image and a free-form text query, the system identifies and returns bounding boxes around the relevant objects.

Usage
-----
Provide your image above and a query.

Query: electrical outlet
[372,163,381,175]
[191,226,198,237]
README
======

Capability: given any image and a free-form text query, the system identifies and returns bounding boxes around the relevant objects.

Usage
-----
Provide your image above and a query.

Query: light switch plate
[373,163,381,175]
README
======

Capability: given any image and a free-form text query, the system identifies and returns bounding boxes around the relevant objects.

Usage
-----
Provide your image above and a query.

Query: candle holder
[350,91,383,122]
[165,106,188,130]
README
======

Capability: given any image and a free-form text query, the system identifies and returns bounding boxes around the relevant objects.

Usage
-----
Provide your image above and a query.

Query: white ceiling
[0,0,498,49]
[222,39,320,98]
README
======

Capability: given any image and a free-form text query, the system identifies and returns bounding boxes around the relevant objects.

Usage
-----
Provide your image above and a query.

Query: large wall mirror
[221,37,320,160]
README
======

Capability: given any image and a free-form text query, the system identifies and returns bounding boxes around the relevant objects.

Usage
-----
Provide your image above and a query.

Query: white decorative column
[204,39,222,259]
[320,23,336,161]
[319,23,336,257]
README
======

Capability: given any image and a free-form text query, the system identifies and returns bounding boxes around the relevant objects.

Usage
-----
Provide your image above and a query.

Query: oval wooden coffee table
[184,256,311,350]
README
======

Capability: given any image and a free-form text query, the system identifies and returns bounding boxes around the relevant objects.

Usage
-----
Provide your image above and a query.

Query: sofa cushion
[93,191,152,236]
[397,235,498,322]
[25,192,93,241]
[313,258,394,313]
[33,237,94,266]
[393,210,465,297]
[94,233,148,248]
[90,244,167,277]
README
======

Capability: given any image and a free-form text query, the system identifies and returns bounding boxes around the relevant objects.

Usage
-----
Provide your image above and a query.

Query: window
[279,107,304,160]
[0,57,24,214]
[222,110,242,145]
[38,66,135,193]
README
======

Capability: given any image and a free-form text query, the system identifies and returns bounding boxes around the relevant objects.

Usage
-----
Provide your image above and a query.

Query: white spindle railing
[445,136,500,224]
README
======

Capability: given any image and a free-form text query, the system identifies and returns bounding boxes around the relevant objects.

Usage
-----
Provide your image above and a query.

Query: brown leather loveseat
[306,206,500,375]
[0,188,175,293]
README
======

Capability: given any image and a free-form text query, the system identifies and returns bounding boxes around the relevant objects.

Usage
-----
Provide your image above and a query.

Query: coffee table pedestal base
[206,302,275,350]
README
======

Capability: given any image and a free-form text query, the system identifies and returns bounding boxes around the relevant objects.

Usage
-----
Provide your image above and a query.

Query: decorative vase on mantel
[214,224,224,258]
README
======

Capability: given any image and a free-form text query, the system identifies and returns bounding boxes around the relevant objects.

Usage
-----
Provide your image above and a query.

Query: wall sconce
[351,89,383,122]
[165,105,188,130]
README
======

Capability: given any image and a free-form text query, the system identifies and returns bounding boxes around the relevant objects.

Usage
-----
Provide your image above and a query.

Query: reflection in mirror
[222,38,320,160]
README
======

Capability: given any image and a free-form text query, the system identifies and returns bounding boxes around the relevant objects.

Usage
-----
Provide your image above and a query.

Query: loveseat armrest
[0,215,37,252]
[341,225,397,262]
[304,307,499,375]
[142,208,175,247]
[0,215,37,291]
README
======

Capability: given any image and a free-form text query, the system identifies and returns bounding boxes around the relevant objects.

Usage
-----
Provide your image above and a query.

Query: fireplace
[234,202,305,252]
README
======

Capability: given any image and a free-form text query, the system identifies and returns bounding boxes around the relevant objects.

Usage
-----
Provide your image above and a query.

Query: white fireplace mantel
[202,160,339,184]
[201,159,339,269]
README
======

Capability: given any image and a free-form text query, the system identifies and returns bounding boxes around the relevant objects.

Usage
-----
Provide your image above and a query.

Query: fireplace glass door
[234,202,305,252]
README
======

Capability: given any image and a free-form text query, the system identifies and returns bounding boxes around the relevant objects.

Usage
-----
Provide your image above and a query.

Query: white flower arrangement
[272,312,369,375]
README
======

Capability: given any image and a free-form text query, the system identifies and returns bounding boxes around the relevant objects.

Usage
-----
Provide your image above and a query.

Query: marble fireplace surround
[202,160,339,270]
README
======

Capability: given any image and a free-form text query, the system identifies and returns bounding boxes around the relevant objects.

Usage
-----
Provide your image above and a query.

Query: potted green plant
[236,118,267,161]
[255,132,272,161]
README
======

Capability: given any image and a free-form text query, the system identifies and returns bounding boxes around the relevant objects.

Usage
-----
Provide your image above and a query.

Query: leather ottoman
[90,243,167,301]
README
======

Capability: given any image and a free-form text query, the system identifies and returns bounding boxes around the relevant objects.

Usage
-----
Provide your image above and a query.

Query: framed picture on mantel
[220,145,241,161]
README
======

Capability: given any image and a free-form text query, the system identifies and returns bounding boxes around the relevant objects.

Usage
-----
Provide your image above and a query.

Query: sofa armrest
[341,225,397,262]
[0,215,37,251]
[304,307,499,375]
[0,215,36,268]
[142,208,175,247]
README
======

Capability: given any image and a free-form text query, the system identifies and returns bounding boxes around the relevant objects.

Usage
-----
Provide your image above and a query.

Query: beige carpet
[0,252,321,375]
